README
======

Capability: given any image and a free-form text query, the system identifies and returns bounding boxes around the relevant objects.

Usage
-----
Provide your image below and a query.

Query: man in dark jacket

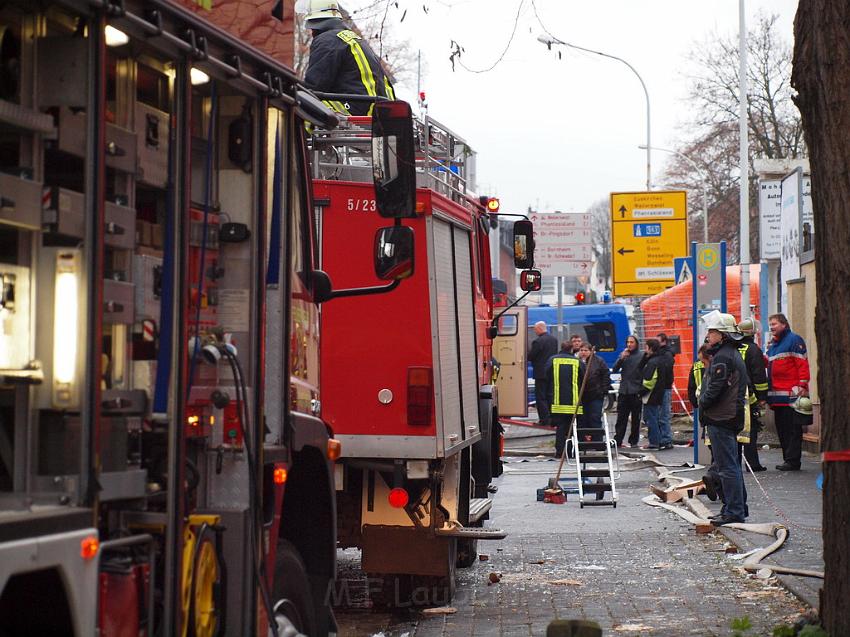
[612,335,642,447]
[299,0,396,116]
[528,321,558,425]
[736,318,769,471]
[546,342,585,458]
[637,339,666,450]
[699,312,749,526]
[576,342,611,440]
[656,333,675,449]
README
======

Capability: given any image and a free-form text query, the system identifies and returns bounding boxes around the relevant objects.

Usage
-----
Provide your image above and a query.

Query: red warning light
[486,198,500,213]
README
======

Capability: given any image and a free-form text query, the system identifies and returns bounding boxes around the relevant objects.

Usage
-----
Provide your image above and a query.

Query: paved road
[333,447,813,636]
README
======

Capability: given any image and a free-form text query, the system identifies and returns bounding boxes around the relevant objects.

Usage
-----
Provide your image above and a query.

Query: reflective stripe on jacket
[547,355,584,415]
[766,328,809,407]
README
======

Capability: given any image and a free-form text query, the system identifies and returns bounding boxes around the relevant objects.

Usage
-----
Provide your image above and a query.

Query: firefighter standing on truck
[296,0,396,115]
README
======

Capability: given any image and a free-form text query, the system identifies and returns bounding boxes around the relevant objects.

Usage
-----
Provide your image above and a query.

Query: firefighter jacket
[582,354,612,402]
[687,360,704,410]
[699,340,748,431]
[304,19,396,116]
[546,353,585,415]
[612,350,643,395]
[637,352,666,406]
[738,337,769,405]
[766,327,810,407]
[657,344,676,390]
[528,332,558,378]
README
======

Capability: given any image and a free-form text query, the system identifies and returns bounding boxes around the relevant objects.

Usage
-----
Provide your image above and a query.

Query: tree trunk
[792,1,850,633]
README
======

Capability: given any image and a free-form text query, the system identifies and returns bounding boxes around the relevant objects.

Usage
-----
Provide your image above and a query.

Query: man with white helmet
[698,311,749,525]
[296,0,396,115]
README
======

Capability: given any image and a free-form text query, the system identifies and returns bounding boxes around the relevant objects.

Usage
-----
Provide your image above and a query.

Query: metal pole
[739,0,751,320]
[556,276,564,344]
[639,144,710,242]
[539,36,651,190]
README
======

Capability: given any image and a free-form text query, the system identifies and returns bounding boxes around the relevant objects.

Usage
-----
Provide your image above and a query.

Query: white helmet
[294,0,342,21]
[702,310,742,337]
[793,396,813,416]
[737,317,757,337]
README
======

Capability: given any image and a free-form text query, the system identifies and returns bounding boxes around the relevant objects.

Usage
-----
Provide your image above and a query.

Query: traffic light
[575,291,586,305]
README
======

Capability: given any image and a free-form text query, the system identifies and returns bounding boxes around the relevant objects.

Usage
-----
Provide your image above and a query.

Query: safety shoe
[702,474,718,501]
[711,515,744,526]
[776,463,801,471]
[659,443,674,450]
[642,444,660,450]
[750,465,768,472]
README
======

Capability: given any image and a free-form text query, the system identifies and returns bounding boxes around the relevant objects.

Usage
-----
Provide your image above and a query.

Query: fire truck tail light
[407,366,433,426]
[388,487,409,509]
[80,535,99,560]
[327,439,342,461]
[273,466,288,484]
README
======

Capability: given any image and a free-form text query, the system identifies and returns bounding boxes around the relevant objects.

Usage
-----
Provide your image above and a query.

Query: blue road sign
[633,223,662,237]
[674,256,694,285]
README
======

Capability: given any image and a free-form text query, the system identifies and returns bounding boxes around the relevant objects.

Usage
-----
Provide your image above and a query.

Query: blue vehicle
[526,303,632,410]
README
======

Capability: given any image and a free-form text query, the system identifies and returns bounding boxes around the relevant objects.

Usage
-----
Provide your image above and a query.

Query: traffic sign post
[610,191,689,296]
[528,212,593,278]
[691,240,727,465]
[674,256,694,286]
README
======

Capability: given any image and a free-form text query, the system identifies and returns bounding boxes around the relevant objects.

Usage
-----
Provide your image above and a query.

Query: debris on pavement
[487,572,501,584]
[549,578,583,586]
[421,607,457,616]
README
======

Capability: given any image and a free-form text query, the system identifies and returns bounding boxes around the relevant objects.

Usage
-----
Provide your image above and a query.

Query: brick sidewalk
[334,451,813,636]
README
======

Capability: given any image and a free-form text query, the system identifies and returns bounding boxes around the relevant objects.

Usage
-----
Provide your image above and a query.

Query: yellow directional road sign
[610,191,689,297]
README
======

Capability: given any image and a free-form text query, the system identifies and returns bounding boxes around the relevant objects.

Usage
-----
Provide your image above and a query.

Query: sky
[343,0,800,214]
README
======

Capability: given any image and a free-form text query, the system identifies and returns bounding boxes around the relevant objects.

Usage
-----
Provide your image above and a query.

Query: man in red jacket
[766,313,810,471]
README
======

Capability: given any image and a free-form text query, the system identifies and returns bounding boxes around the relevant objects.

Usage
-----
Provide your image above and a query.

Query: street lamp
[639,144,709,243]
[538,34,652,191]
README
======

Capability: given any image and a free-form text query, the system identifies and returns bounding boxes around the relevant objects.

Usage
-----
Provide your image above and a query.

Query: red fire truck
[312,114,536,604]
[0,1,415,634]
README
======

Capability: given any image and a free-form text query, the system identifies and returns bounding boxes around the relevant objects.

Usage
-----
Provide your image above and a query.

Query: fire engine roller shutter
[452,225,481,442]
[431,218,479,451]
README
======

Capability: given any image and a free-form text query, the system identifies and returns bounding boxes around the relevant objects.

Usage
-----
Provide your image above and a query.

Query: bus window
[525,322,616,352]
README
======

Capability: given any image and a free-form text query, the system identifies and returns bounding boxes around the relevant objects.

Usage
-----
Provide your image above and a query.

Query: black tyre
[272,540,317,636]
[456,536,478,568]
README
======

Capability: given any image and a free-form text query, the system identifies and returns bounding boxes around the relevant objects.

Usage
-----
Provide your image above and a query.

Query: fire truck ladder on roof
[570,412,619,508]
[309,114,477,204]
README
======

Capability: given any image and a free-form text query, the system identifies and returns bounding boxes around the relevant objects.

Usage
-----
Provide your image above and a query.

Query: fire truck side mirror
[310,269,333,303]
[513,220,534,269]
[371,101,417,219]
[374,225,414,281]
[519,269,542,292]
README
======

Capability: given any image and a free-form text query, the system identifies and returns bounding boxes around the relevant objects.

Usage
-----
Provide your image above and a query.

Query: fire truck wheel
[271,540,317,636]
[456,537,478,568]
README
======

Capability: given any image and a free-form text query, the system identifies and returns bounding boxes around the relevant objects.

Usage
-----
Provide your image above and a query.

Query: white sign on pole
[533,257,591,277]
[528,213,592,245]
[760,176,813,261]
[780,169,802,283]
[758,180,782,260]
[528,212,593,277]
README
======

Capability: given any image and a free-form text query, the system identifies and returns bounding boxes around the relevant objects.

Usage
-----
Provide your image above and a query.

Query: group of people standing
[528,324,612,458]
[687,311,810,526]
[529,311,811,527]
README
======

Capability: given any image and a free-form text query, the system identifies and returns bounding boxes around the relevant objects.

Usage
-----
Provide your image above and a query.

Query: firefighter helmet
[702,310,741,335]
[793,396,813,416]
[294,0,343,21]
[737,317,758,337]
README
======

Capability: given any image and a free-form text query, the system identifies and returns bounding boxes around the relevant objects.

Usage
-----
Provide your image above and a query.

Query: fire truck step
[468,498,493,524]
[435,525,507,540]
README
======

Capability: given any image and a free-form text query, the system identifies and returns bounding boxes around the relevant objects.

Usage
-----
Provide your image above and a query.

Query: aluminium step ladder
[569,412,619,508]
